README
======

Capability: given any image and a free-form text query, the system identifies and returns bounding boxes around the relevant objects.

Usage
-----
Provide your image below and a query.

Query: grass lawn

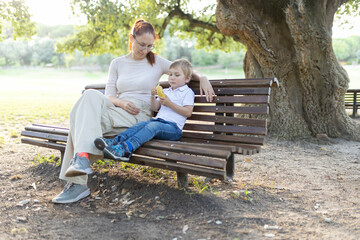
[0,68,108,133]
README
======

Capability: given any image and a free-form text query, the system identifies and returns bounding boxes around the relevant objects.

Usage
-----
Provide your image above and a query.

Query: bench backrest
[345,89,360,104]
[85,78,278,154]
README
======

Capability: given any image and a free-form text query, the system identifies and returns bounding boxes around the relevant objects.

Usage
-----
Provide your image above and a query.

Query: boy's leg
[113,120,151,143]
[125,119,182,151]
[95,118,153,150]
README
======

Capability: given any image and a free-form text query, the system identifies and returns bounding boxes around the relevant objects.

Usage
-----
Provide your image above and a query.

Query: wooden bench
[345,89,360,118]
[21,78,279,188]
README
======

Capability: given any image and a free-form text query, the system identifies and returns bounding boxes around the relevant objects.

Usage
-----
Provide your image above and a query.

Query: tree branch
[160,4,221,38]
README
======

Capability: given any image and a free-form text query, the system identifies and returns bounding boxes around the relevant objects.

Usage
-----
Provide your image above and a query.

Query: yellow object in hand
[156,84,165,98]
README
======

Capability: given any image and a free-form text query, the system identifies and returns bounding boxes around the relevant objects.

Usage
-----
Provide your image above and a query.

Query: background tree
[0,0,36,40]
[58,0,360,140]
[216,0,360,140]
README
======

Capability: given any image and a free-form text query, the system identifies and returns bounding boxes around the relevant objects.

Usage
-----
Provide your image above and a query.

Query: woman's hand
[192,72,215,102]
[199,76,215,102]
[108,95,140,115]
[120,99,140,115]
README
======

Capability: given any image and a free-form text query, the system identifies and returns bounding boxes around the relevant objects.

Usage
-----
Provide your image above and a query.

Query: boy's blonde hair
[169,59,193,80]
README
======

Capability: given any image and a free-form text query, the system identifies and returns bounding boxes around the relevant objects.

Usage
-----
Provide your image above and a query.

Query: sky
[25,0,360,38]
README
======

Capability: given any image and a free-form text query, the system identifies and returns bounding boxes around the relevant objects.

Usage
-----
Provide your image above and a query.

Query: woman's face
[131,33,155,60]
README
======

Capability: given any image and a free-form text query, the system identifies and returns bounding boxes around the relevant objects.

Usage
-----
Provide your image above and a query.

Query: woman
[52,19,215,204]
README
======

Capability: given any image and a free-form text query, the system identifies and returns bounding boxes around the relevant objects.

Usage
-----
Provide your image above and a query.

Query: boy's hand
[151,86,157,96]
[159,95,171,107]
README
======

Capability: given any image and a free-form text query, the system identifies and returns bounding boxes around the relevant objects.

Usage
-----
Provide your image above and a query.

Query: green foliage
[0,38,57,66]
[231,189,253,202]
[333,36,360,63]
[37,24,74,38]
[0,0,36,41]
[336,0,360,18]
[191,177,208,193]
[94,159,116,166]
[333,39,351,61]
[33,154,61,166]
[56,0,242,55]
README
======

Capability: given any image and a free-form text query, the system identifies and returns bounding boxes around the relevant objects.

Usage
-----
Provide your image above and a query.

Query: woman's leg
[60,90,151,183]
[60,89,107,184]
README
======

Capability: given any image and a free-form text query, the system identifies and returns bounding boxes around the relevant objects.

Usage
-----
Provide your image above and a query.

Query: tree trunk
[216,0,360,140]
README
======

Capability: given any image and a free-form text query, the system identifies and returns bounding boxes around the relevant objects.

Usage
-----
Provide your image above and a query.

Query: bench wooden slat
[183,123,267,135]
[135,148,226,169]
[21,138,66,151]
[346,89,360,93]
[130,155,226,179]
[179,137,261,154]
[163,140,236,152]
[32,123,70,130]
[142,140,233,158]
[181,132,264,145]
[193,105,269,115]
[21,130,68,142]
[192,87,270,96]
[195,95,269,104]
[188,114,266,127]
[25,125,69,136]
[188,78,278,87]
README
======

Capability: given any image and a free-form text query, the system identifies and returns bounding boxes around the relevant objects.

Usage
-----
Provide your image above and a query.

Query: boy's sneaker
[65,153,93,177]
[94,137,117,150]
[103,143,132,162]
[52,182,90,204]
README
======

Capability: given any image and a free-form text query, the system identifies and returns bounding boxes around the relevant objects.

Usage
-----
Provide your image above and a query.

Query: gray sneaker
[52,182,90,204]
[65,153,93,177]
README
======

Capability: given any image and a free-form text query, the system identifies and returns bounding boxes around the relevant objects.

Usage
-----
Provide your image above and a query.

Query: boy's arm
[150,86,161,112]
[159,96,194,118]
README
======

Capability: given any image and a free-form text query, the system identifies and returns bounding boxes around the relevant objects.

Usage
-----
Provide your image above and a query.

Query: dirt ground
[1,124,360,239]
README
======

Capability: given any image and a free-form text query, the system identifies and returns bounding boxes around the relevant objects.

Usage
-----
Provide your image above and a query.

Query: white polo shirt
[155,85,195,130]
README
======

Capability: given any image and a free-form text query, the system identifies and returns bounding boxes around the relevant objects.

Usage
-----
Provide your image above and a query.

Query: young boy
[94,59,195,161]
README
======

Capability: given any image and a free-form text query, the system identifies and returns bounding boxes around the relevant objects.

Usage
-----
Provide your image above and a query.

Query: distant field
[343,65,360,89]
[0,68,108,127]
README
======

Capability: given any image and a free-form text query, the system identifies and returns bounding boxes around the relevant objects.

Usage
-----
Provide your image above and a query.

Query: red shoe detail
[77,152,89,160]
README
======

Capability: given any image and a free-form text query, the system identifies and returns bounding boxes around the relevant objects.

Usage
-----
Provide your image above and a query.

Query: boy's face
[168,66,190,90]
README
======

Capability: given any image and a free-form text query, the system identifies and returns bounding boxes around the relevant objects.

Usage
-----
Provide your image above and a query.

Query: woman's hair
[170,59,193,80]
[130,19,157,66]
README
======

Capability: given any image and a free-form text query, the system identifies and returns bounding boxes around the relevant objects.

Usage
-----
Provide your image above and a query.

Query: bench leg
[177,172,188,189]
[226,154,235,181]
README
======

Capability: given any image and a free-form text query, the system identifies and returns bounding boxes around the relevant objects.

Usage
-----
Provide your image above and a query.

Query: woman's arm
[191,71,215,102]
[105,58,140,115]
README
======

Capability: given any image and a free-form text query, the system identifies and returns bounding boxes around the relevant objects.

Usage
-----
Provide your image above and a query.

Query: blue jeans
[113,118,182,151]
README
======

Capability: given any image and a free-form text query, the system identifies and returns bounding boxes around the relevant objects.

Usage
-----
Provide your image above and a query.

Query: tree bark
[216,0,360,140]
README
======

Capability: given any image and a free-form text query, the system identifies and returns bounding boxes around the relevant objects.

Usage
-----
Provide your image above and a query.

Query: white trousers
[59,89,152,185]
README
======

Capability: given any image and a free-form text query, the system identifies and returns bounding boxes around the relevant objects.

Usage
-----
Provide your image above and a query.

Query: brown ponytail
[129,19,158,66]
